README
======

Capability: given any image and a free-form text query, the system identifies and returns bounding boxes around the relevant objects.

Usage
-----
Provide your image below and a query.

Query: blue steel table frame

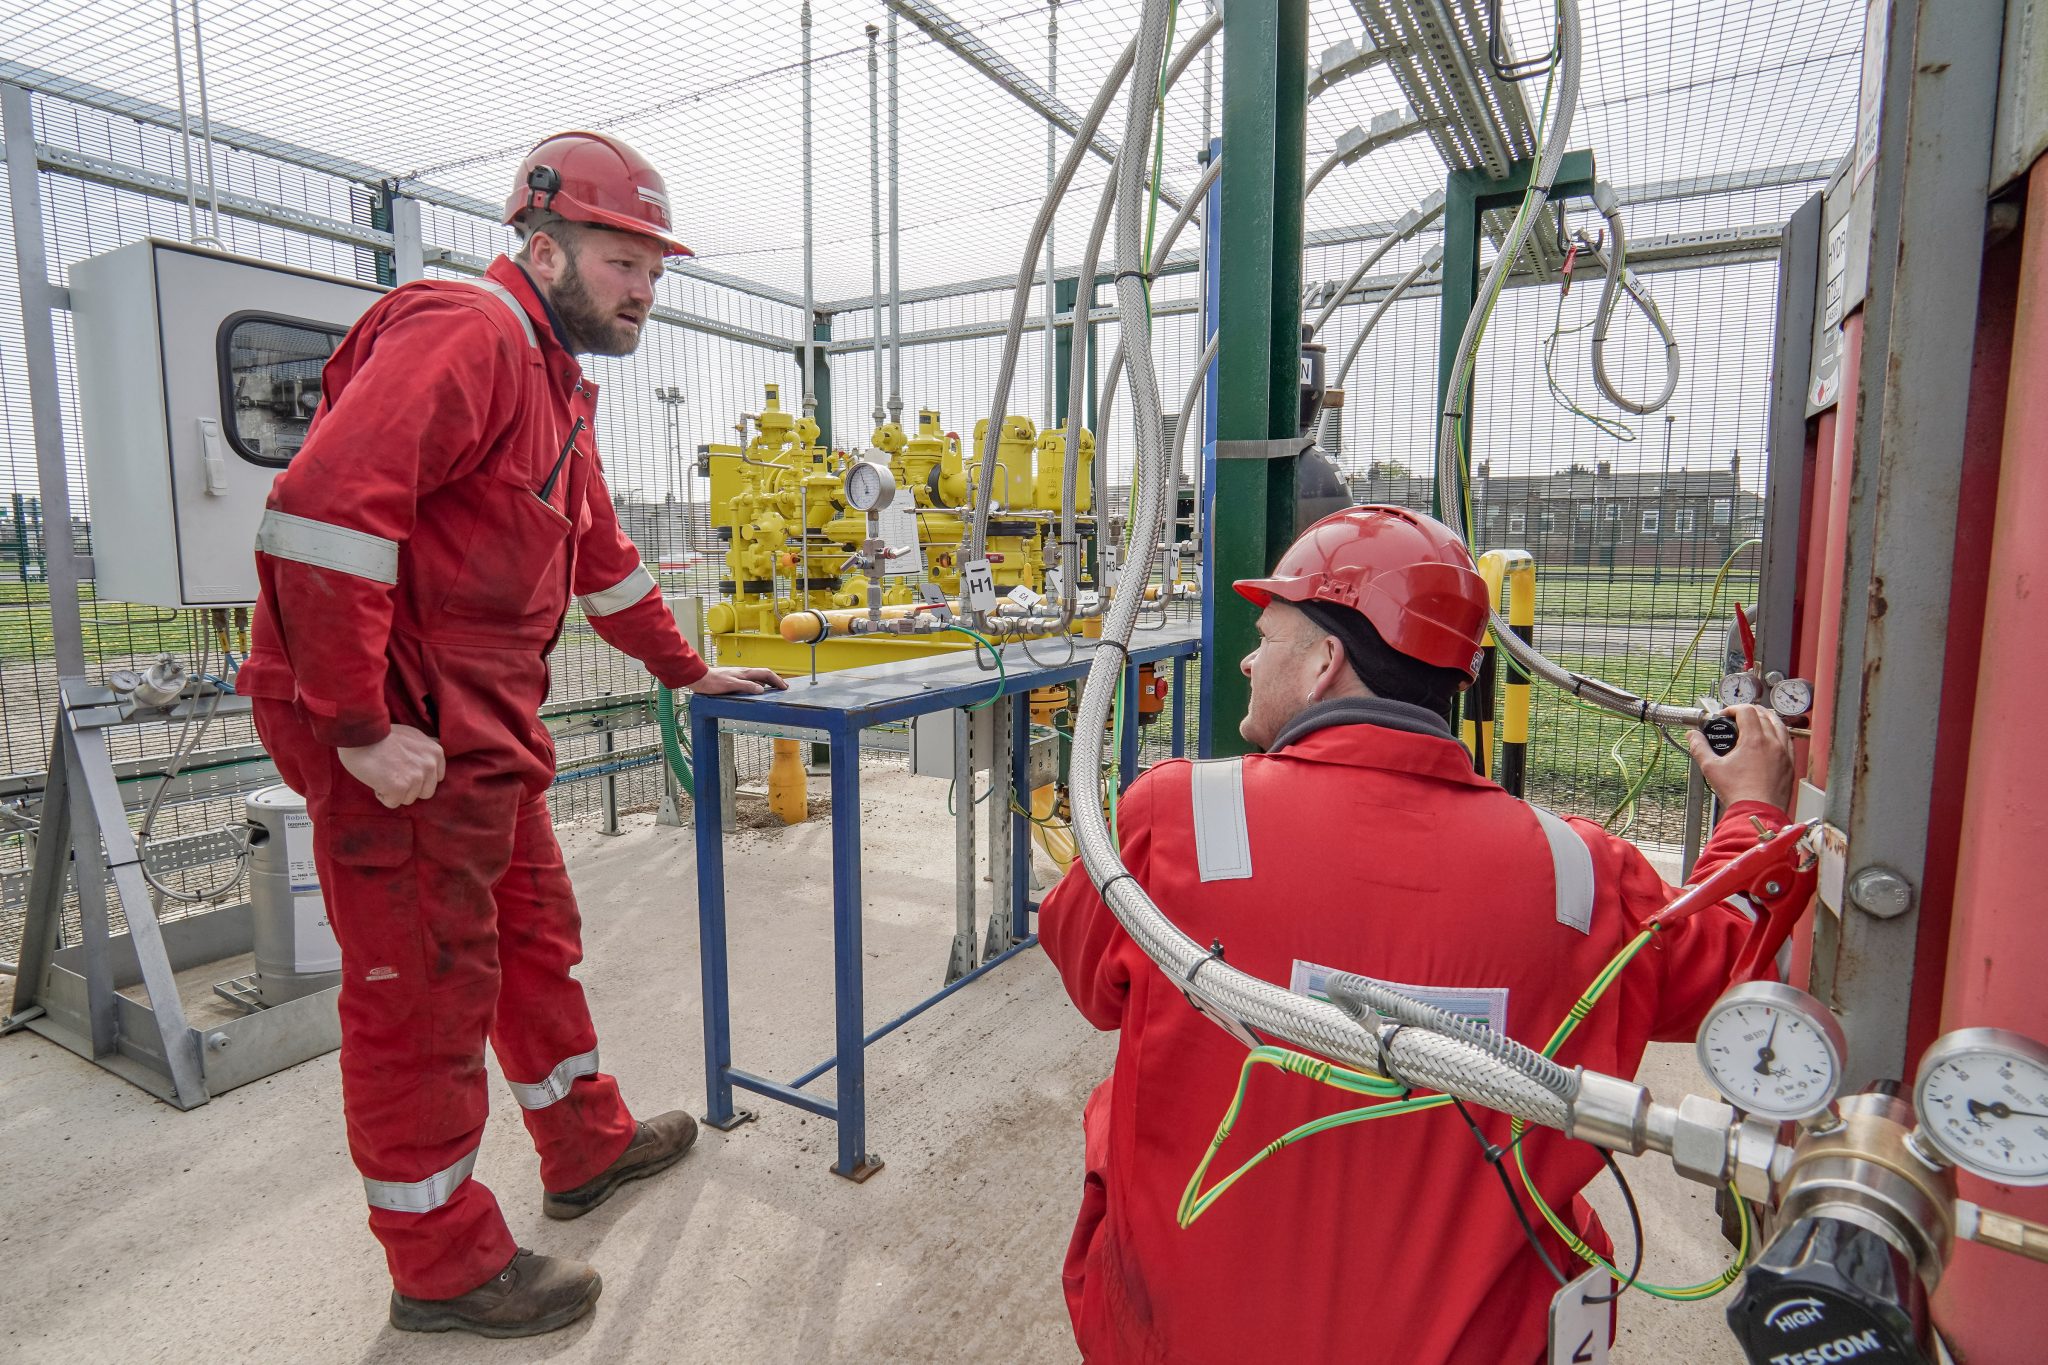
[690,625,1200,1181]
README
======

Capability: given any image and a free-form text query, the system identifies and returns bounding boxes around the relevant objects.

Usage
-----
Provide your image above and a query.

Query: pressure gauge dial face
[1716,671,1761,708]
[843,460,897,511]
[1769,677,1814,719]
[1912,1028,2048,1186]
[1696,981,1846,1121]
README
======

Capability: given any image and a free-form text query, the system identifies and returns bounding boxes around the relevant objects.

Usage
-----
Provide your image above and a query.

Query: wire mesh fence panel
[0,0,1874,971]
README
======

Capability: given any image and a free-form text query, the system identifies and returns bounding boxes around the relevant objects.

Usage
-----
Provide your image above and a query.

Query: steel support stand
[988,690,1030,959]
[691,702,753,1133]
[717,729,738,834]
[982,696,1014,961]
[828,715,882,1180]
[1206,2,1308,755]
[946,708,978,981]
[8,685,337,1108]
[1816,0,2005,1087]
[598,728,620,835]
[1119,660,1142,792]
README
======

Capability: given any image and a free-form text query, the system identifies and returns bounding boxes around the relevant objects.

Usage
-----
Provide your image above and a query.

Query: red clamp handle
[1650,818,1821,981]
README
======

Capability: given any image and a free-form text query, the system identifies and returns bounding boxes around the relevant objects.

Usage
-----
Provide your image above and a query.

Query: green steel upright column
[797,315,834,448]
[1206,0,1309,756]
[1433,151,1596,520]
[1054,275,1077,425]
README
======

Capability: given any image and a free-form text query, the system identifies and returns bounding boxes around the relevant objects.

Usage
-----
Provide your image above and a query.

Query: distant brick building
[1348,458,1764,570]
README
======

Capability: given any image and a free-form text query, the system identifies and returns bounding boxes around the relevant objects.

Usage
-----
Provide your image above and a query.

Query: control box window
[217,313,345,467]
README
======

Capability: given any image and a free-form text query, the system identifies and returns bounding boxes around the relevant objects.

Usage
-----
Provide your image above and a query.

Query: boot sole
[542,1126,698,1221]
[389,1276,601,1338]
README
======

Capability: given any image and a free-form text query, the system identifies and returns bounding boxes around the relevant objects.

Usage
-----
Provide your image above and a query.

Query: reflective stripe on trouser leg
[364,1146,480,1214]
[577,564,657,617]
[506,1048,601,1109]
[490,796,636,1191]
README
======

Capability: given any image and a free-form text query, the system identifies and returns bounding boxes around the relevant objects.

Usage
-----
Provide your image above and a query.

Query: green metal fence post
[1205,0,1309,756]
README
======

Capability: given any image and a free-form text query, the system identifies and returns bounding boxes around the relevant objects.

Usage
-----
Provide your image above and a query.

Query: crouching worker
[1039,505,1796,1364]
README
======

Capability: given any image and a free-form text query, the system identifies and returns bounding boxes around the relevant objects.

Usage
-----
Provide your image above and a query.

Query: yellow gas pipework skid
[705,387,1098,673]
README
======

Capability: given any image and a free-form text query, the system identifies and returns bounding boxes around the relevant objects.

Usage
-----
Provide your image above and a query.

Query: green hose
[657,686,695,799]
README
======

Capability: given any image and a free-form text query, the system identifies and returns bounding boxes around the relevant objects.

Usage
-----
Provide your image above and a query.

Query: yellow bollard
[1489,550,1537,799]
[1466,553,1508,777]
[768,738,808,825]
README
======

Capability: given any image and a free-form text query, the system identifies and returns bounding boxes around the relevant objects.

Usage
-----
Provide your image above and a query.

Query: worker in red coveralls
[1039,505,1796,1364]
[238,131,784,1338]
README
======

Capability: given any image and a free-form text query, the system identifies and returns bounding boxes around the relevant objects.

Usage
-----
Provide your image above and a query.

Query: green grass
[1532,566,1759,624]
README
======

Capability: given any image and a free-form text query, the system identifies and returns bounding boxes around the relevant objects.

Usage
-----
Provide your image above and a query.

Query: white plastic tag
[1007,584,1044,611]
[284,810,320,894]
[293,892,341,973]
[962,558,998,613]
[1548,1268,1612,1365]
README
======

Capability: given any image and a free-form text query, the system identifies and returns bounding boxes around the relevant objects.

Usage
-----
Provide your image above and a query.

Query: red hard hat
[1234,504,1491,678]
[504,131,694,257]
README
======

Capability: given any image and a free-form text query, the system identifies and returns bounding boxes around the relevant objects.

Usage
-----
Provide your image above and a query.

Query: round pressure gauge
[1696,981,1847,1122]
[1911,1028,2048,1186]
[843,460,897,512]
[1769,677,1814,719]
[1716,671,1761,708]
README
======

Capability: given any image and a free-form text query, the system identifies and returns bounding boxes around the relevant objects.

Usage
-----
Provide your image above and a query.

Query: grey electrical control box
[69,239,381,607]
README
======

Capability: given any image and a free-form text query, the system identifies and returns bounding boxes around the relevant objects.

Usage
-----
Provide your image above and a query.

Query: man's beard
[552,255,642,357]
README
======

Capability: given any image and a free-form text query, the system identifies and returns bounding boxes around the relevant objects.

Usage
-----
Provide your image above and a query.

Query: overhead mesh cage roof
[0,0,1864,304]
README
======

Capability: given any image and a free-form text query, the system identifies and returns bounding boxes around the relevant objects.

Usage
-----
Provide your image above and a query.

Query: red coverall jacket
[239,255,706,779]
[1040,698,1788,1365]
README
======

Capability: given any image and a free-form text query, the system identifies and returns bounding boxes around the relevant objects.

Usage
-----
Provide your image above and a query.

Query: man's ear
[1307,632,1351,701]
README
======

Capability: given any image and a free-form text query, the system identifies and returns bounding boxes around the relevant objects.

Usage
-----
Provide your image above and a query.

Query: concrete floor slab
[1,769,1744,1364]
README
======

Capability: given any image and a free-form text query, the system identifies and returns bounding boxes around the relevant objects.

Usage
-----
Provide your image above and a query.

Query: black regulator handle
[1703,715,1740,757]
[1726,1215,1931,1365]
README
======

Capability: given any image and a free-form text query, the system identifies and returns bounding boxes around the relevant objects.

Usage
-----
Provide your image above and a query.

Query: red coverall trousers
[257,700,634,1300]
[241,259,708,1298]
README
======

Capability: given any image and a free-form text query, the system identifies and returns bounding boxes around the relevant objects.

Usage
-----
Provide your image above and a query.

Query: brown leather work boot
[388,1249,600,1338]
[543,1110,699,1221]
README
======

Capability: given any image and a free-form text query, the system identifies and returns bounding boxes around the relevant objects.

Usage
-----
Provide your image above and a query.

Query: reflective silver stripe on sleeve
[255,509,399,585]
[577,565,657,618]
[1190,758,1254,882]
[1532,805,1596,934]
[505,1048,600,1110]
[362,1146,479,1215]
[473,280,539,349]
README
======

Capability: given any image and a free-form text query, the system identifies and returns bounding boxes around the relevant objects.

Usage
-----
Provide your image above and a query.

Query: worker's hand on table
[688,666,789,696]
[1690,704,1794,811]
[338,725,447,809]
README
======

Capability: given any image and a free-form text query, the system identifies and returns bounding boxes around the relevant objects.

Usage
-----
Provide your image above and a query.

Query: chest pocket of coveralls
[442,417,580,623]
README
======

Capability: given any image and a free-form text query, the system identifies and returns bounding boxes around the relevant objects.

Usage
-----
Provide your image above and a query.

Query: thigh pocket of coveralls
[319,813,422,981]
[442,477,572,623]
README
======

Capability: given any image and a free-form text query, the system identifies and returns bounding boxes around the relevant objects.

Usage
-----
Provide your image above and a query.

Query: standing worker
[1040,505,1798,1364]
[238,131,785,1338]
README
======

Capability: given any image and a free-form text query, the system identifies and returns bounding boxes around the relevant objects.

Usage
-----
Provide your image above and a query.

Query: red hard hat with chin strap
[505,131,693,257]
[1234,504,1492,679]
